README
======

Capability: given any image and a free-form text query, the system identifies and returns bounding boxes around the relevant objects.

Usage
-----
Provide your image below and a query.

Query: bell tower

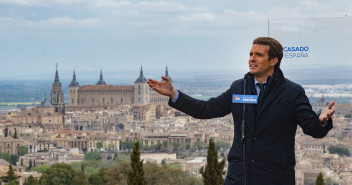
[50,63,65,114]
[69,70,80,106]
[134,66,150,105]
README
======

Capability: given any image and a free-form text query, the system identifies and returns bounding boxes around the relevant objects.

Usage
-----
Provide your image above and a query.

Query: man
[147,37,335,185]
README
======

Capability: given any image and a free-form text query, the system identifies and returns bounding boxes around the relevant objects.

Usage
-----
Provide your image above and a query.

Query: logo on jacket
[232,94,258,104]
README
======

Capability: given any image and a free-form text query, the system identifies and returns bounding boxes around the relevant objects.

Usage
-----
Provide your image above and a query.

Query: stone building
[51,128,119,152]
[0,137,24,155]
[7,98,63,136]
[18,147,84,169]
[68,66,170,107]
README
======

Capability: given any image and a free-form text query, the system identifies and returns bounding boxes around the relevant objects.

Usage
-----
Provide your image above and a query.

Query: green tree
[328,145,351,156]
[8,181,19,185]
[3,164,19,184]
[1,152,11,162]
[10,154,18,165]
[315,172,326,185]
[73,169,89,185]
[193,141,204,150]
[215,141,231,151]
[325,176,338,185]
[13,128,17,139]
[18,146,29,157]
[127,141,147,185]
[84,150,102,161]
[105,156,130,185]
[30,164,50,173]
[200,139,226,185]
[162,140,168,151]
[143,162,202,185]
[121,141,134,150]
[88,167,107,185]
[38,163,76,185]
[96,141,103,151]
[24,175,38,185]
[155,142,162,151]
[28,159,33,170]
[172,142,180,151]
[70,160,104,177]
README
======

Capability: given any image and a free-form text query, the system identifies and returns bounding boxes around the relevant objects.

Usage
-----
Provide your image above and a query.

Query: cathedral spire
[96,70,107,85]
[135,66,147,83]
[54,63,60,83]
[69,70,80,87]
[50,63,65,114]
[163,66,172,82]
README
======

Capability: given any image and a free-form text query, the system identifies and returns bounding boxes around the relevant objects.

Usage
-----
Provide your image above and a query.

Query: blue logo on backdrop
[283,46,309,59]
[232,94,258,104]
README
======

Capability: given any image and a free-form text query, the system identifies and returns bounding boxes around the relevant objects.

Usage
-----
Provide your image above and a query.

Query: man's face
[248,44,277,79]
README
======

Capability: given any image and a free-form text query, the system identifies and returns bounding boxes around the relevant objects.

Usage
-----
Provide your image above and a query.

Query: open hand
[318,101,335,124]
[147,76,177,99]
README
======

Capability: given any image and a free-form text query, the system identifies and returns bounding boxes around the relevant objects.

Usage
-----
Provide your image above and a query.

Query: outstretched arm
[147,76,177,99]
[318,101,335,124]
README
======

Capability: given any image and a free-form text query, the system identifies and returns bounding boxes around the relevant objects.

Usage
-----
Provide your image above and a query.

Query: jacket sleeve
[168,87,233,119]
[294,87,333,138]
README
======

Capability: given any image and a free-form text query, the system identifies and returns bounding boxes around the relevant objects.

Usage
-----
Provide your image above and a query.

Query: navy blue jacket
[169,69,332,185]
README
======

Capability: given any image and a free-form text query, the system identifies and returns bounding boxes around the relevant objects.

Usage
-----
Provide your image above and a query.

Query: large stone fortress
[68,66,171,107]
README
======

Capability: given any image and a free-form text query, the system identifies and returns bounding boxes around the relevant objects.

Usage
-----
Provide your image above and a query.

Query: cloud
[0,0,129,7]
[39,16,102,28]
[0,0,44,6]
[0,15,102,37]
[1,0,351,38]
[178,13,215,24]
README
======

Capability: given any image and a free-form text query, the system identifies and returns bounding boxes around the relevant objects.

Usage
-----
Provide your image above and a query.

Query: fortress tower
[134,66,150,105]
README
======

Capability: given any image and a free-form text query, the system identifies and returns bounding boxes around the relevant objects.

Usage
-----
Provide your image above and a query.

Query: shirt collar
[254,75,271,86]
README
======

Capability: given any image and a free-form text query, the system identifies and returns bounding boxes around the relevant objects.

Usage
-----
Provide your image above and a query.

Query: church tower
[50,64,65,114]
[69,70,80,106]
[164,66,172,82]
[96,70,107,85]
[134,66,150,105]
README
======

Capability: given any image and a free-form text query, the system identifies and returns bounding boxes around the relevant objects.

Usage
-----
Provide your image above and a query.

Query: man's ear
[270,57,278,67]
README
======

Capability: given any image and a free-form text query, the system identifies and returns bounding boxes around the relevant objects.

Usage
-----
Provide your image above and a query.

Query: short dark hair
[253,37,283,69]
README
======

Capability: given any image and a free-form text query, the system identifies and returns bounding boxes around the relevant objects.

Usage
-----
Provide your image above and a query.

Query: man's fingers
[328,101,335,109]
[161,76,170,82]
[148,78,157,84]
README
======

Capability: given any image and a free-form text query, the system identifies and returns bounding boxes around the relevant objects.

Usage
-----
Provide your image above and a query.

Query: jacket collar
[245,68,286,114]
[245,68,285,85]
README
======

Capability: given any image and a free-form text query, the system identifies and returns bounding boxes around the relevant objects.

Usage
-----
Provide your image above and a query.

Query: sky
[1,0,352,80]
